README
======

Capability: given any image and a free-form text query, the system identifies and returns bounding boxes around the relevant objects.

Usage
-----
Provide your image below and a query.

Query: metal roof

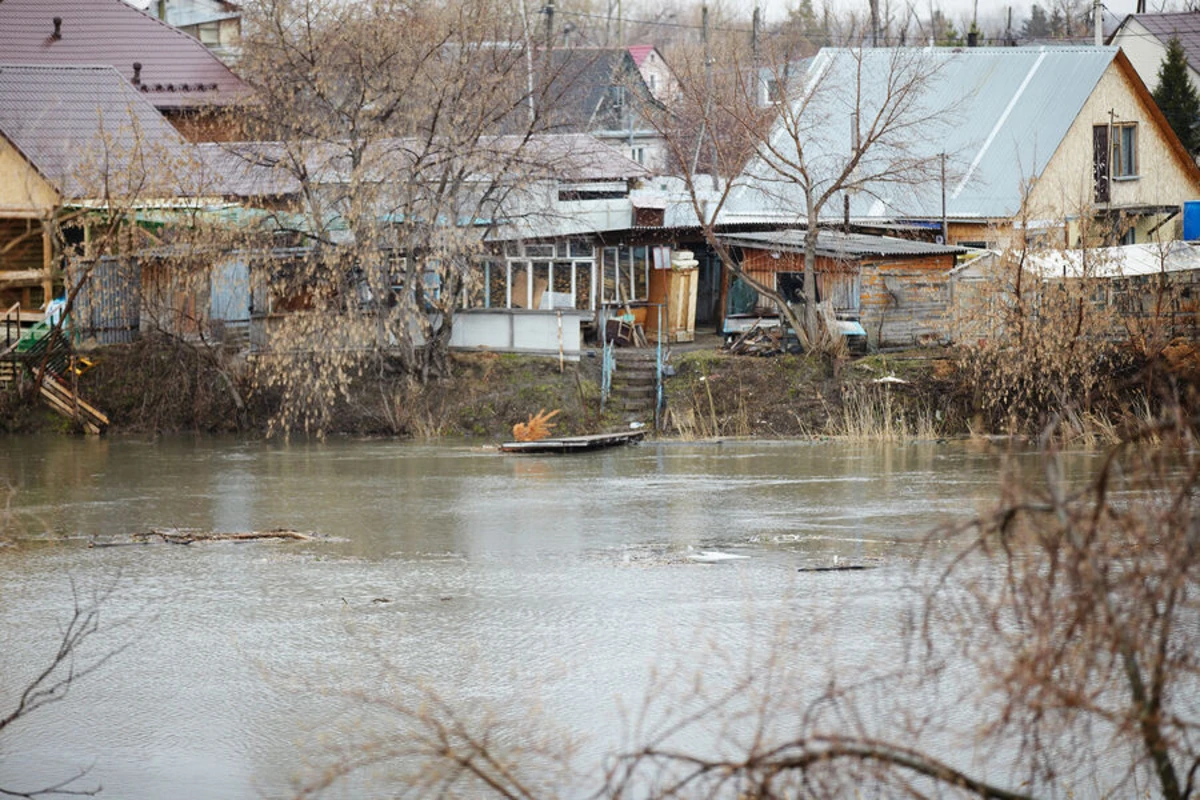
[0,64,190,199]
[719,229,967,259]
[0,0,251,110]
[199,134,648,186]
[726,46,1120,225]
[1025,240,1200,278]
[1111,12,1200,64]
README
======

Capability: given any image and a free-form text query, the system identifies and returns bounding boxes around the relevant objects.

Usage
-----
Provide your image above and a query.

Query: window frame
[1111,122,1138,179]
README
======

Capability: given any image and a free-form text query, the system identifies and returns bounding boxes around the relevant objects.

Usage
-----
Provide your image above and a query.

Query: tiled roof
[0,0,251,109]
[0,64,190,199]
[1117,12,1200,62]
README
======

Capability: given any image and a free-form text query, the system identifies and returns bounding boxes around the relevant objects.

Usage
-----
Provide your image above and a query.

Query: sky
[744,0,1180,26]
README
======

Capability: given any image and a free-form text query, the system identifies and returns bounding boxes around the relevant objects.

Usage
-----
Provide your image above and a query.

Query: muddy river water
[0,436,1105,798]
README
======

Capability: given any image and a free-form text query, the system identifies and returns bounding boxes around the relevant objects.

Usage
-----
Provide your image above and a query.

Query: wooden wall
[738,246,957,349]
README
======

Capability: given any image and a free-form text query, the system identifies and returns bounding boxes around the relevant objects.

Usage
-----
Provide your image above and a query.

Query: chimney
[132,62,142,85]
[52,17,62,39]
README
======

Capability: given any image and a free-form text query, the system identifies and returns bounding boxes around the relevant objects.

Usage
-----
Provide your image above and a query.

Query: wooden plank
[41,377,110,427]
[499,430,645,453]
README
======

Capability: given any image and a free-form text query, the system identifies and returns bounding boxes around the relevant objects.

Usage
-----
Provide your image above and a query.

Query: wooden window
[1111,123,1138,178]
[1093,124,1110,203]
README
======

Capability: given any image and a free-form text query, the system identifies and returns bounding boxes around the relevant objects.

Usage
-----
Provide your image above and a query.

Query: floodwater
[0,436,1102,798]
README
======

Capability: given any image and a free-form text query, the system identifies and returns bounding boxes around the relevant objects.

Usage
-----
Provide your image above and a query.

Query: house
[0,64,193,322]
[197,133,658,358]
[158,0,242,64]
[1108,12,1200,100]
[0,0,253,141]
[952,241,1200,344]
[724,47,1200,252]
[541,48,667,171]
[717,230,967,349]
[626,45,678,105]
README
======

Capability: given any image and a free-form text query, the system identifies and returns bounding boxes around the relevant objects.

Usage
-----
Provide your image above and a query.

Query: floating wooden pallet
[499,430,645,453]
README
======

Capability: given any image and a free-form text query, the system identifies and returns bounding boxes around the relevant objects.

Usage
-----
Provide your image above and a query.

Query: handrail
[3,302,19,351]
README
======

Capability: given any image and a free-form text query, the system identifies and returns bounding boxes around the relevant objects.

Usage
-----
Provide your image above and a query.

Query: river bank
[2,333,1196,441]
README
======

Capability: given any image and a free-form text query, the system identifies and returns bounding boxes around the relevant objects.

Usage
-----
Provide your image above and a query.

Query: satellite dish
[935,235,945,244]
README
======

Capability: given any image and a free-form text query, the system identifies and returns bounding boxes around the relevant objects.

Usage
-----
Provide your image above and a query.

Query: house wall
[1111,20,1200,100]
[163,108,242,143]
[0,139,58,212]
[738,247,956,348]
[859,254,956,349]
[636,50,678,104]
[450,309,584,359]
[1027,58,1200,241]
[0,140,58,310]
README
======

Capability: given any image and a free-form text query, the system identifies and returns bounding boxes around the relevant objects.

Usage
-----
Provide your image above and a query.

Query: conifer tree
[1022,4,1050,38]
[1153,36,1200,153]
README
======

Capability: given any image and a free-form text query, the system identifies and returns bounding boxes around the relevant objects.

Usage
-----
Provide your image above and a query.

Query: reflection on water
[0,436,1096,798]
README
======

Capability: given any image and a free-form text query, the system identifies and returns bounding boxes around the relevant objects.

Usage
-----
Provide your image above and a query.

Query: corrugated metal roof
[0,0,251,109]
[0,64,190,199]
[198,133,648,186]
[719,229,967,259]
[1026,240,1200,278]
[727,47,1118,224]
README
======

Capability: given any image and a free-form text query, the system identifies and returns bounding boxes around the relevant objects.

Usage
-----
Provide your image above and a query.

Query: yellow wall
[1026,59,1200,241]
[0,138,59,213]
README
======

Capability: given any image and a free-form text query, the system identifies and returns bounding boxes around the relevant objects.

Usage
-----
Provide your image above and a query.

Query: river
[0,436,1102,798]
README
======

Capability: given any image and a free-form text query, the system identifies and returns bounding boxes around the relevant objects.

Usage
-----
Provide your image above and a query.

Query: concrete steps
[612,348,661,420]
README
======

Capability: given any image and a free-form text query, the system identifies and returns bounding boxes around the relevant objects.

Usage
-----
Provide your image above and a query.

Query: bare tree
[229,0,601,433]
[0,578,130,799]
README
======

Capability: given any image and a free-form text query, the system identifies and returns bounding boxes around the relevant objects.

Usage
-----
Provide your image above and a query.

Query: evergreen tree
[1153,36,1200,153]
[1022,4,1050,38]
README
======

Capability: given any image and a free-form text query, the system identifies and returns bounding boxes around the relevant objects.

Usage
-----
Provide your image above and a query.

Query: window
[630,147,645,165]
[470,239,599,310]
[765,79,783,104]
[197,21,220,46]
[1111,123,1138,178]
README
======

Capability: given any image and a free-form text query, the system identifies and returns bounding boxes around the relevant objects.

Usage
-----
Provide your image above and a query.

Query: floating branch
[91,528,319,547]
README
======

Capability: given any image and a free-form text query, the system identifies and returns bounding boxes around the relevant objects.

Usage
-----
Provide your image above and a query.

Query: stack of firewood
[725,325,786,356]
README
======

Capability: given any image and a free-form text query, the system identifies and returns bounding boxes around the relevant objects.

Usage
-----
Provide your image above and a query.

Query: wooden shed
[719,230,966,350]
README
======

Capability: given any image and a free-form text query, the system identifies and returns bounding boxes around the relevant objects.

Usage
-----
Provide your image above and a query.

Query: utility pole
[752,4,760,66]
[869,0,880,46]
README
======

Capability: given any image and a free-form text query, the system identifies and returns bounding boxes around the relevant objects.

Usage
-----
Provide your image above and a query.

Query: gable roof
[0,0,251,110]
[541,48,656,133]
[202,133,649,188]
[726,46,1124,224]
[627,45,656,67]
[1109,12,1200,62]
[0,64,191,199]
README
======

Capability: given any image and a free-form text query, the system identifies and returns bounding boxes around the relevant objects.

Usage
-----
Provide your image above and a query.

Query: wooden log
[130,528,318,545]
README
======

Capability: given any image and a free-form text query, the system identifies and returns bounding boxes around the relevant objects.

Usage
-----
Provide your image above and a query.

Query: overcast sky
[748,0,1179,26]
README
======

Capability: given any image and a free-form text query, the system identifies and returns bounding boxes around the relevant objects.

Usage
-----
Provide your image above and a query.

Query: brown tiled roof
[0,64,190,199]
[0,0,251,110]
[1117,12,1200,63]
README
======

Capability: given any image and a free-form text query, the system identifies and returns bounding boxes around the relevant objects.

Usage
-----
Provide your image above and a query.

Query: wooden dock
[499,430,646,454]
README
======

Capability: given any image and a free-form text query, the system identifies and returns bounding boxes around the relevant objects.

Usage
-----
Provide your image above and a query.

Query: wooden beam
[0,269,49,286]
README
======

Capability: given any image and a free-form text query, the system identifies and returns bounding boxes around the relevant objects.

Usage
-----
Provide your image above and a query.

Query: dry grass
[828,383,940,441]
